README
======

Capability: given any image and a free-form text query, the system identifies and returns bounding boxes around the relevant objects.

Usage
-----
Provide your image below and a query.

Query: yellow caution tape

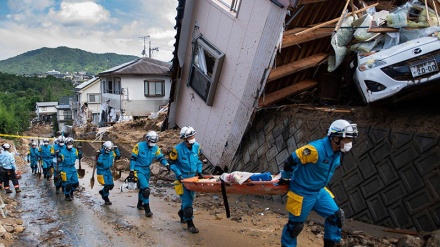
[0,133,133,144]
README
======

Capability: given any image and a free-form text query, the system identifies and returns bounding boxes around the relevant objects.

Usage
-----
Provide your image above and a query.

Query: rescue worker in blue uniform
[280,119,358,247]
[27,142,41,174]
[51,136,66,193]
[57,137,82,201]
[40,138,53,181]
[128,131,169,217]
[169,126,204,234]
[0,143,21,193]
[97,141,121,205]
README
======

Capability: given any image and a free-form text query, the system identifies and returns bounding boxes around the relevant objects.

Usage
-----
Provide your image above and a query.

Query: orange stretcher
[181,176,289,195]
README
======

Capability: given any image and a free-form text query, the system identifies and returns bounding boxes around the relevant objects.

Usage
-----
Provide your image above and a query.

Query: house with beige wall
[168,0,287,168]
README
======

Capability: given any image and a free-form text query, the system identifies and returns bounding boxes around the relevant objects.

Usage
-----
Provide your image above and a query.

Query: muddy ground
[0,118,429,247]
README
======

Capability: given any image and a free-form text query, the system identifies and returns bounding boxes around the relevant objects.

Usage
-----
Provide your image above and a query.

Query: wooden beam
[294,3,379,36]
[268,53,330,82]
[259,80,318,107]
[282,29,332,48]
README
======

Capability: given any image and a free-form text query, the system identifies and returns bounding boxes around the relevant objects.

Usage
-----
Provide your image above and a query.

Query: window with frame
[101,78,121,94]
[88,93,100,103]
[188,35,225,106]
[218,0,241,13]
[144,80,165,97]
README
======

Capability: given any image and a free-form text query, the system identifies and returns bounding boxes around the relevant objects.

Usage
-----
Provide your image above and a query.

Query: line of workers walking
[2,119,358,246]
[11,126,203,234]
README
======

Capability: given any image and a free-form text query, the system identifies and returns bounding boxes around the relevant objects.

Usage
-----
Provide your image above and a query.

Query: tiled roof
[98,57,171,76]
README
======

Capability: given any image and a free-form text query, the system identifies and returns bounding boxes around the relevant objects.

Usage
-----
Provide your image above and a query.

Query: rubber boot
[104,196,112,205]
[324,239,336,247]
[187,220,199,234]
[55,186,61,194]
[178,210,185,223]
[144,204,153,217]
[5,189,13,194]
[99,190,104,200]
[70,191,74,200]
[65,194,72,201]
[15,188,21,193]
[137,199,143,210]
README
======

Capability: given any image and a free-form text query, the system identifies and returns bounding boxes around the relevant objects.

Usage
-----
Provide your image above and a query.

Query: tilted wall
[231,108,440,232]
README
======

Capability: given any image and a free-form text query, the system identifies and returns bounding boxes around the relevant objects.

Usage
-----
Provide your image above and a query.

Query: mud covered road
[13,159,322,247]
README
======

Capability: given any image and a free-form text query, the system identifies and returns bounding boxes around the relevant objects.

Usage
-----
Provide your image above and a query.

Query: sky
[0,0,178,62]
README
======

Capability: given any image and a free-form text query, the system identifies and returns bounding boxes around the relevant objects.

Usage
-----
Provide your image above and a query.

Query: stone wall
[231,107,440,232]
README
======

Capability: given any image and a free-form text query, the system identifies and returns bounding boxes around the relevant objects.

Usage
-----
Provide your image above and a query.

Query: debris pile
[329,1,440,72]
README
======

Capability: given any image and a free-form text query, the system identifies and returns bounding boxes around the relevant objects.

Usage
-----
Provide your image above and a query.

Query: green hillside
[0,72,74,134]
[0,47,139,75]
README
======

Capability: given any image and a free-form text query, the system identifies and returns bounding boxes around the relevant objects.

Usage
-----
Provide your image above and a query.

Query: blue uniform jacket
[51,144,65,169]
[59,148,79,173]
[40,145,53,160]
[28,147,41,161]
[288,136,340,191]
[169,142,203,178]
[130,142,168,171]
[97,149,119,175]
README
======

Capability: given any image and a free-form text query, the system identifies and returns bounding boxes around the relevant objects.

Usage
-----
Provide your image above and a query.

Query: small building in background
[35,102,58,123]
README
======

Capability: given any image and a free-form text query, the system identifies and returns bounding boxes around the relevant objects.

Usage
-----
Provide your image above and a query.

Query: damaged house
[168,0,440,232]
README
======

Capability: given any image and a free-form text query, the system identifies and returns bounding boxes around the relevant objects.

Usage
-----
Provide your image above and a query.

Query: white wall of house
[73,79,101,125]
[36,105,57,116]
[102,75,171,117]
[171,0,286,168]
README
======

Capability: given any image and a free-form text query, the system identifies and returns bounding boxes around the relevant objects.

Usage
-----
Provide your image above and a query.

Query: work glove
[177,175,183,183]
[197,172,204,179]
[115,156,121,160]
[57,156,62,163]
[277,177,290,185]
[165,164,170,173]
[55,150,60,154]
[283,156,295,172]
[129,170,135,179]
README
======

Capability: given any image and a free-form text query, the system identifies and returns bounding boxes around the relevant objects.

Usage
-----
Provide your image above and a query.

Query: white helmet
[103,141,114,153]
[180,126,196,139]
[57,135,65,143]
[327,119,358,138]
[146,131,159,143]
[32,142,37,146]
[43,138,49,142]
[65,137,74,145]
[2,143,10,149]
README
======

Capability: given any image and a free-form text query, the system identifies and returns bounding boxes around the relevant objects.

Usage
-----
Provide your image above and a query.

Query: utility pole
[149,40,159,58]
[139,35,150,57]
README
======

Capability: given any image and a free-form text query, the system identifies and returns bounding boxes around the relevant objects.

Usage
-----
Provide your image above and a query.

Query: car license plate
[410,60,438,77]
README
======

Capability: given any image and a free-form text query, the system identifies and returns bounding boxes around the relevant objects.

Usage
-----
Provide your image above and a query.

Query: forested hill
[0,72,73,134]
[0,47,139,75]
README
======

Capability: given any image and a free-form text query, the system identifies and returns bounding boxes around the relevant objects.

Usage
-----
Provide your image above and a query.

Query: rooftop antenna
[139,35,150,57]
[149,40,159,58]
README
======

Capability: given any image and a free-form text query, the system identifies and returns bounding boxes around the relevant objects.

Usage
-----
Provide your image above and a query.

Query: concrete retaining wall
[231,108,440,232]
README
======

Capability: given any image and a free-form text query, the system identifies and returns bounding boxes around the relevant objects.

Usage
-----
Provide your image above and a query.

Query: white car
[354,36,440,103]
